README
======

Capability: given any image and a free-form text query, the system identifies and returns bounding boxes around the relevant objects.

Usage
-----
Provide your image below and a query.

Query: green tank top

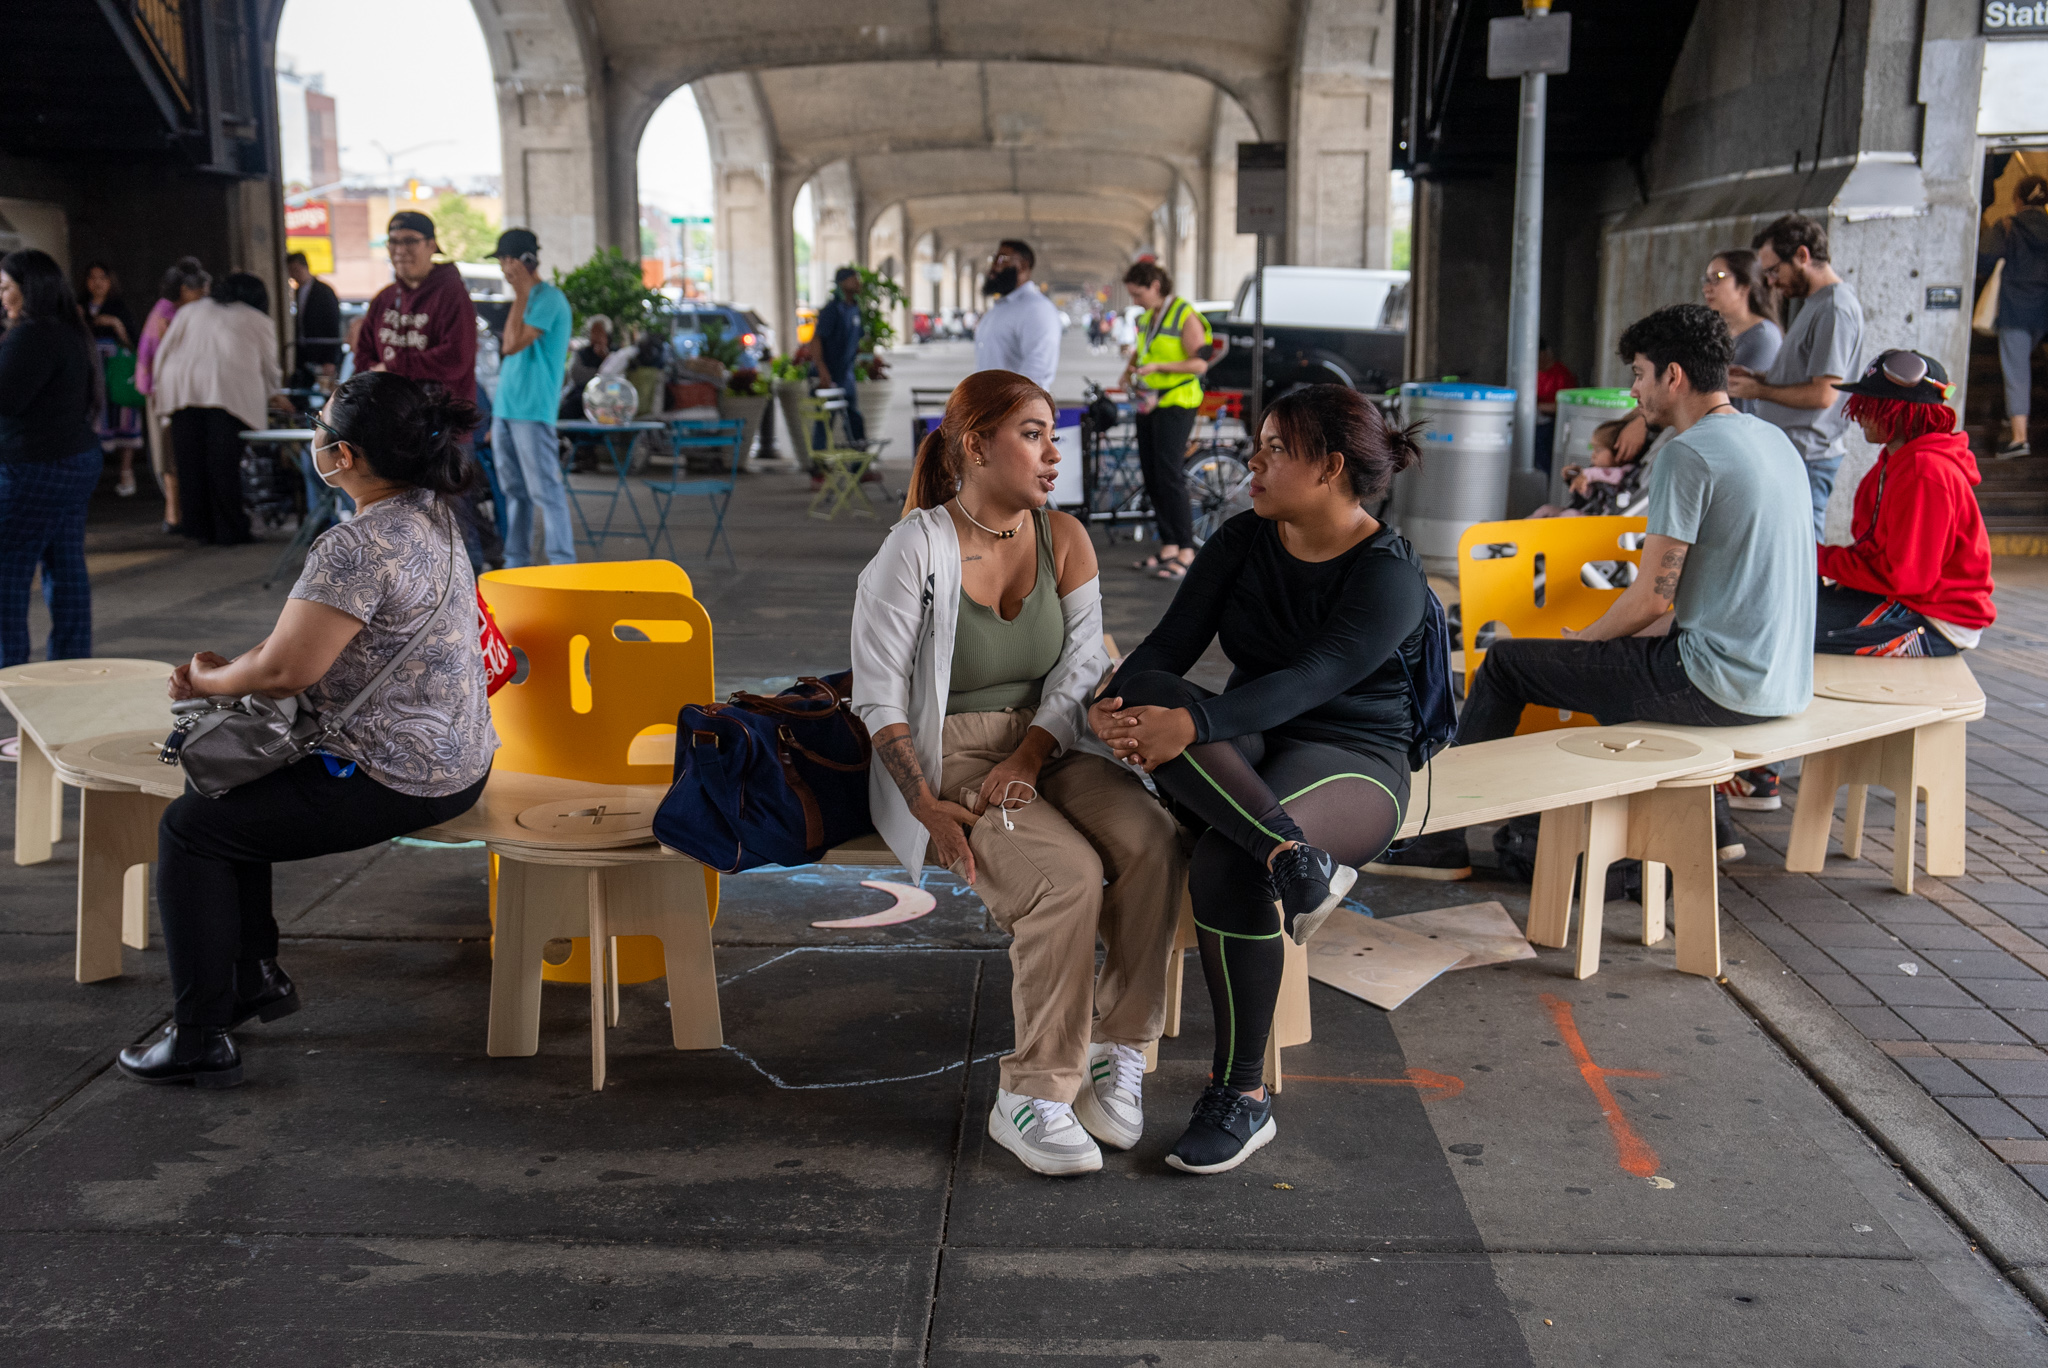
[948,508,1064,715]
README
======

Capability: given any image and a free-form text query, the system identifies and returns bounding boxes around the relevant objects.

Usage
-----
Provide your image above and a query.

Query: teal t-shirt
[1643,412,1815,718]
[494,282,571,423]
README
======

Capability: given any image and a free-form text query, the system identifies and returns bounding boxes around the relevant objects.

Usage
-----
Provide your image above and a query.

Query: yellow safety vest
[1136,296,1210,409]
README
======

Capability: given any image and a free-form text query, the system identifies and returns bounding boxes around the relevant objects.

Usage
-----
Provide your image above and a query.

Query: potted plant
[771,352,814,466]
[847,266,905,439]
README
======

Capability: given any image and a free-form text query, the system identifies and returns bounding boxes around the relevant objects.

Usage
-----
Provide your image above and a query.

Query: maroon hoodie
[364,261,477,405]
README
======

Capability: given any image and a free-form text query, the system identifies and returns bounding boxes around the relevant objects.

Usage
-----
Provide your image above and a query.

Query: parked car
[662,302,775,367]
[1202,266,1408,405]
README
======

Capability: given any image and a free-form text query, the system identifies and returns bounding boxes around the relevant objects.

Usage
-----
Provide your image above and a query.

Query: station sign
[1982,1,2048,35]
[1236,142,1287,237]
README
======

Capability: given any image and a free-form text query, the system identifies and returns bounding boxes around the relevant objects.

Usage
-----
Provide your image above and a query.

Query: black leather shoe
[229,958,300,1030]
[117,1025,243,1088]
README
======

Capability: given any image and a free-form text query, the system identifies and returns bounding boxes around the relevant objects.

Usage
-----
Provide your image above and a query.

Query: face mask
[982,266,1019,297]
[310,438,349,487]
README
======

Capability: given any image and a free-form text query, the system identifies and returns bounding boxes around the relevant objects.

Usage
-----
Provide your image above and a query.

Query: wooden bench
[0,659,176,984]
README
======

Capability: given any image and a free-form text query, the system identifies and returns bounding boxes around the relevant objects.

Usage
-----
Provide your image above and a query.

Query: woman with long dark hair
[119,372,496,1089]
[0,248,103,669]
[1701,249,1781,416]
[152,270,280,545]
[1093,384,1428,1174]
[850,369,1183,1178]
[81,261,144,496]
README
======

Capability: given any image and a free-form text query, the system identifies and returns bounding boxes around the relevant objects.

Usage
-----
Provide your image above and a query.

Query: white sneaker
[1073,1042,1145,1150]
[989,1088,1103,1176]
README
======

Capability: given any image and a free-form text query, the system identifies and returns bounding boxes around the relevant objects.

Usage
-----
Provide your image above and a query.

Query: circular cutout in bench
[0,658,169,686]
[515,800,655,843]
[83,732,173,769]
[1816,679,1966,706]
[1555,730,1704,762]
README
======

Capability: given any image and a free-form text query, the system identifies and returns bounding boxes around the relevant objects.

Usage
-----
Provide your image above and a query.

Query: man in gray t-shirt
[1728,214,1863,539]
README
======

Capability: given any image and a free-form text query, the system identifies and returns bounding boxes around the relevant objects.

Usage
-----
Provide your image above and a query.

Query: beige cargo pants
[938,709,1185,1103]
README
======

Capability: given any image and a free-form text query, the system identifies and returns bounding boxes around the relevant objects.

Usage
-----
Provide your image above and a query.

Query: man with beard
[973,240,1062,391]
[1728,213,1864,540]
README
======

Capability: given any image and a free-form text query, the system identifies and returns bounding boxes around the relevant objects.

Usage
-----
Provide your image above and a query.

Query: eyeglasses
[308,413,343,441]
[1699,270,1731,287]
[387,234,429,249]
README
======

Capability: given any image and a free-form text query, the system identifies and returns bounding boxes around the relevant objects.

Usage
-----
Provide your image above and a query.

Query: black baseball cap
[387,210,436,240]
[1833,349,1954,405]
[491,228,540,260]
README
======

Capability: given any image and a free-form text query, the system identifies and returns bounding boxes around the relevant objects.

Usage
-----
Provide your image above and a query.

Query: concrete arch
[467,0,607,268]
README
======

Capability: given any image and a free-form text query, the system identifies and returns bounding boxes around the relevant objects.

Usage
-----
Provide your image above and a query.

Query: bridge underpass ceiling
[595,0,1297,142]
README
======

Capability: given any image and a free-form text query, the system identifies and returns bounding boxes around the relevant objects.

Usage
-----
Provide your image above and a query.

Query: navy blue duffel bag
[652,671,875,872]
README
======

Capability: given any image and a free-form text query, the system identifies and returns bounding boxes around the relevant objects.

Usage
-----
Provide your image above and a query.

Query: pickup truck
[1199,266,1408,404]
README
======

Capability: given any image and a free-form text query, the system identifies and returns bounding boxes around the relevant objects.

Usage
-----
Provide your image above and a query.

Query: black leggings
[158,756,487,1027]
[1134,405,1200,549]
[1116,671,1408,1091]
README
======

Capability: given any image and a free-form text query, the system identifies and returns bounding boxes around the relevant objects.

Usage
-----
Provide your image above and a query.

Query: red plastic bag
[477,590,515,696]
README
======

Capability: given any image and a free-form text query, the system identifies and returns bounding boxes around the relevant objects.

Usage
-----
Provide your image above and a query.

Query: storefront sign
[284,200,330,236]
[1983,1,2048,35]
[287,236,334,274]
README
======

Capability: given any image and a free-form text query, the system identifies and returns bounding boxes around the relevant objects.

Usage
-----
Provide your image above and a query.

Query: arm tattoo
[876,733,928,808]
[1652,544,1688,602]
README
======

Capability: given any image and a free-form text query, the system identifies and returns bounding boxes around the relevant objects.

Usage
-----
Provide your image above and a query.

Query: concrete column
[693,74,788,337]
[1288,0,1392,269]
[866,202,909,348]
[473,0,607,267]
[1206,92,1260,304]
[810,160,861,301]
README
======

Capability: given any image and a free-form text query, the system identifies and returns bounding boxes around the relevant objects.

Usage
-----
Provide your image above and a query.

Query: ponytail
[1262,384,1420,505]
[903,369,1053,517]
[324,371,480,495]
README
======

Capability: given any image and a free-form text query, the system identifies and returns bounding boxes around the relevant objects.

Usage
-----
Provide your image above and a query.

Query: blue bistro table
[555,419,669,555]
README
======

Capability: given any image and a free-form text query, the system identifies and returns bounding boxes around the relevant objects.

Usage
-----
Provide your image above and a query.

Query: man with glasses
[974,239,1062,392]
[1727,214,1863,539]
[363,211,478,409]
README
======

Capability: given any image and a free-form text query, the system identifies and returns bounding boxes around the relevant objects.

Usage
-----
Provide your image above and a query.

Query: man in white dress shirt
[972,240,1063,392]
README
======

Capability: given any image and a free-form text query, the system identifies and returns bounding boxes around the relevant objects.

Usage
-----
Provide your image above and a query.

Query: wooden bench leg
[1918,718,1968,878]
[1163,890,1196,1039]
[487,858,582,1057]
[587,870,609,1091]
[1527,805,1587,949]
[1630,786,1721,978]
[1842,784,1869,861]
[1641,861,1667,946]
[1573,796,1629,980]
[1266,933,1312,1094]
[75,789,166,983]
[15,738,61,867]
[603,862,723,1052]
[1786,745,1849,873]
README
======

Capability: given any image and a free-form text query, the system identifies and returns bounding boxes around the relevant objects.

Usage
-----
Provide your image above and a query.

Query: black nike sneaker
[1165,1084,1277,1174]
[1271,842,1356,946]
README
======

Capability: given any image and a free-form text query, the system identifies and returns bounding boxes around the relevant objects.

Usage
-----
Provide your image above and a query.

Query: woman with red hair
[1817,350,1995,656]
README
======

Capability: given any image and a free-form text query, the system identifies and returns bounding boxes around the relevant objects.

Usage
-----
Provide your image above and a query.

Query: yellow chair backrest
[799,395,855,456]
[479,560,718,985]
[480,560,713,785]
[1456,516,1647,735]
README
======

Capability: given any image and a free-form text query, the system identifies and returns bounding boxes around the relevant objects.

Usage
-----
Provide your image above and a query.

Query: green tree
[431,194,499,263]
[552,247,663,335]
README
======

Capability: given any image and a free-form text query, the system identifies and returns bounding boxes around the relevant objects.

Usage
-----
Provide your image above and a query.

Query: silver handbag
[162,507,463,798]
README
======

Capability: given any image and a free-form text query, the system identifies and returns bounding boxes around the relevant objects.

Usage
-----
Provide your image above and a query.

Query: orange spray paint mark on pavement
[1284,1068,1465,1099]
[1540,993,1663,1178]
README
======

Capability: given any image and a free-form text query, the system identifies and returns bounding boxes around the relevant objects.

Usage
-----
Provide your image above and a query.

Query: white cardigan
[151,298,281,431]
[850,505,1115,876]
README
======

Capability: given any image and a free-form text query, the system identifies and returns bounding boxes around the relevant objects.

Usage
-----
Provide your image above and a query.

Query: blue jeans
[0,449,102,667]
[491,418,577,566]
[1805,453,1842,541]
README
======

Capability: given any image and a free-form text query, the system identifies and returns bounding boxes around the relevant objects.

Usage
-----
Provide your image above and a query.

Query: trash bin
[1551,388,1638,508]
[1391,381,1516,572]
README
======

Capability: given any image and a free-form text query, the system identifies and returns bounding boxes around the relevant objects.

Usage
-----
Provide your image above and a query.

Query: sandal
[1131,555,1163,572]
[1155,559,1191,581]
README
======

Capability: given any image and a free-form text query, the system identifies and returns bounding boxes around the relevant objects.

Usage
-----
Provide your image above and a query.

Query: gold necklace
[956,496,1025,540]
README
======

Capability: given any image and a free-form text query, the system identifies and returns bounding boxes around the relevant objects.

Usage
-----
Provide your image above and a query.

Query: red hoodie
[1816,430,1995,629]
[364,261,477,406]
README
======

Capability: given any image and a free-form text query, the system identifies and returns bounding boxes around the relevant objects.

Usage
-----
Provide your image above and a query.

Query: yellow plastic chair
[1456,516,1646,735]
[479,559,718,984]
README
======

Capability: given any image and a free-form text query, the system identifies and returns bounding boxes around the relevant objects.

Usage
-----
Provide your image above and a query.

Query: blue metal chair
[644,420,744,566]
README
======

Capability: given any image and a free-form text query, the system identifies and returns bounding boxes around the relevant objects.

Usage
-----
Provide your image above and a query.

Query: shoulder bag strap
[320,503,464,737]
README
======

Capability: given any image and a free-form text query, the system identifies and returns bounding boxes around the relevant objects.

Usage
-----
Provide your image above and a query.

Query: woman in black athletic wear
[1090,384,1427,1174]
